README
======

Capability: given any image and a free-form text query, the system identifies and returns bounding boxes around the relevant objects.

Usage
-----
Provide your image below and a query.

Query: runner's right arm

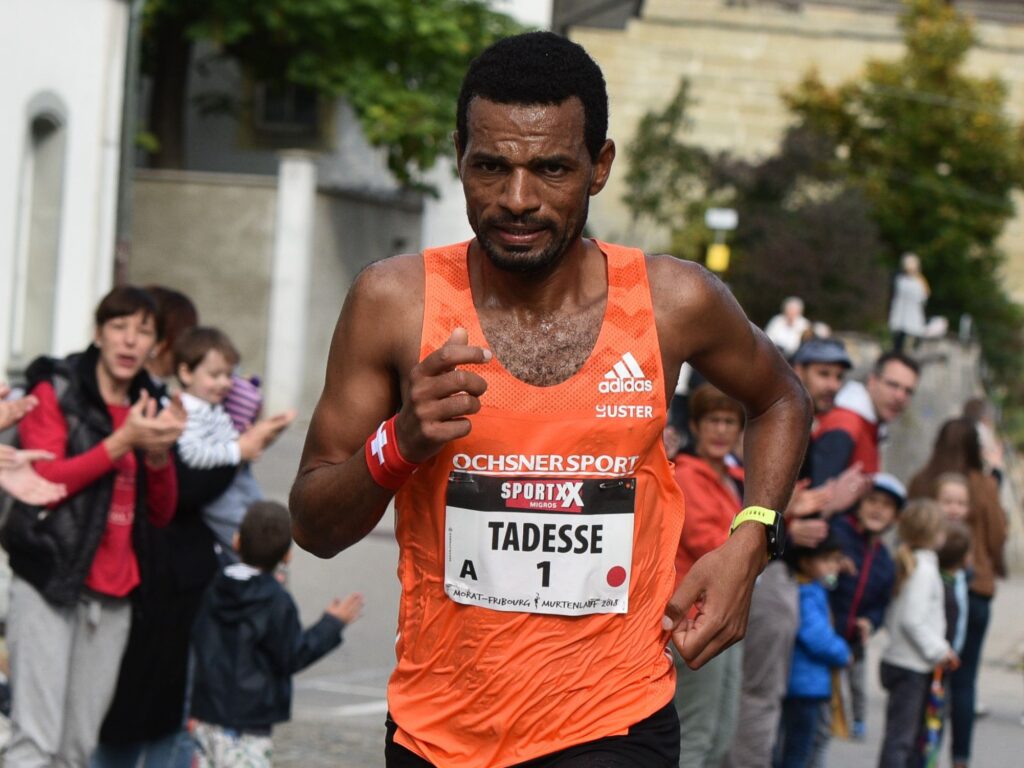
[290,257,489,558]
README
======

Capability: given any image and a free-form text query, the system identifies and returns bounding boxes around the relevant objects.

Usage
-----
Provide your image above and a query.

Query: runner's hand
[395,327,490,463]
[661,521,765,669]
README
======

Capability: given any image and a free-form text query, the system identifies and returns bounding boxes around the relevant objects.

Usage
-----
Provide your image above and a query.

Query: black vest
[2,346,164,606]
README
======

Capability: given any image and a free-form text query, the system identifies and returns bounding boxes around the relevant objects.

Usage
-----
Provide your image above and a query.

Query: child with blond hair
[877,500,959,768]
[934,472,970,522]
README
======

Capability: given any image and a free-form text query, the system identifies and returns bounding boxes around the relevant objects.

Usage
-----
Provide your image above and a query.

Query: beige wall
[302,190,423,410]
[130,170,423,414]
[572,0,1024,296]
[130,170,277,375]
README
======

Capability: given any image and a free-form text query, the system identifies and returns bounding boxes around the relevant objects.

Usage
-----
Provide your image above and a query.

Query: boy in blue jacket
[190,501,363,767]
[829,473,905,739]
[775,533,851,768]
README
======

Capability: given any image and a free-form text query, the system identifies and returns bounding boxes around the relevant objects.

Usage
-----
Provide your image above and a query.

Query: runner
[290,31,811,767]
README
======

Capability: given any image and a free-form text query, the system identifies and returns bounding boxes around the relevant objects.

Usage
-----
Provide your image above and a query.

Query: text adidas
[598,378,653,394]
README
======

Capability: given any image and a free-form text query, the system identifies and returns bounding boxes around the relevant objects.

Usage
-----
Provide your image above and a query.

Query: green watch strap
[730,505,778,533]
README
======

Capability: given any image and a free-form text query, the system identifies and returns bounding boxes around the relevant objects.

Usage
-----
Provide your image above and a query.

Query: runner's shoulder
[346,253,424,332]
[644,253,723,319]
[350,252,424,309]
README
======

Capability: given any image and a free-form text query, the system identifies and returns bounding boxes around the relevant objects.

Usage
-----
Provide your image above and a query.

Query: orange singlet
[389,241,686,767]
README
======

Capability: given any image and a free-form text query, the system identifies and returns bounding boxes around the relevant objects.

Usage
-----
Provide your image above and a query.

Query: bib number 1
[443,472,636,616]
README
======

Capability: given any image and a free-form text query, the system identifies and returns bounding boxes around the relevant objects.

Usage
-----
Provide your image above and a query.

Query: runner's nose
[500,169,541,217]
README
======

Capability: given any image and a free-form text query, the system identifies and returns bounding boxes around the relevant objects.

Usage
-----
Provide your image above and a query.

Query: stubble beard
[473,201,589,276]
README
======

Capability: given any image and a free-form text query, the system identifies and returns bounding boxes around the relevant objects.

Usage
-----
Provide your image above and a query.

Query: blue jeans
[949,592,991,763]
[774,697,822,768]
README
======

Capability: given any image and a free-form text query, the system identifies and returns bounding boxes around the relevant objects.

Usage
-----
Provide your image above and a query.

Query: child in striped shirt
[175,328,294,554]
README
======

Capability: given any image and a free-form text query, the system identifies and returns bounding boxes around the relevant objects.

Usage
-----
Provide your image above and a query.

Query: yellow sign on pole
[706,243,730,273]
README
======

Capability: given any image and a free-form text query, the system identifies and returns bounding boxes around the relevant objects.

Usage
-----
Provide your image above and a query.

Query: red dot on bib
[607,566,627,588]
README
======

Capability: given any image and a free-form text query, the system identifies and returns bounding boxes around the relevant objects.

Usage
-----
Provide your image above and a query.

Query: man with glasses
[810,351,919,488]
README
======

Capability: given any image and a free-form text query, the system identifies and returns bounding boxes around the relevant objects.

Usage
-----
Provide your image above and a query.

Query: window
[253,83,319,136]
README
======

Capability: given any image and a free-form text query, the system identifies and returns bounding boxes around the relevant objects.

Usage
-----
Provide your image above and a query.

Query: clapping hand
[0,446,67,506]
[0,383,38,432]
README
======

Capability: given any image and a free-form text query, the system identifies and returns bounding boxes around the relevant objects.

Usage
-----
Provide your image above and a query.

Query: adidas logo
[599,352,653,393]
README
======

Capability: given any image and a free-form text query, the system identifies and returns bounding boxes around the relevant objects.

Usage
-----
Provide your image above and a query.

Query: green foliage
[622,81,709,232]
[621,81,887,331]
[784,0,1024,404]
[720,130,889,332]
[143,0,523,184]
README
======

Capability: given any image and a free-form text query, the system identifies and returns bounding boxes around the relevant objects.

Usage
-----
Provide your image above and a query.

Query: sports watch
[729,506,784,561]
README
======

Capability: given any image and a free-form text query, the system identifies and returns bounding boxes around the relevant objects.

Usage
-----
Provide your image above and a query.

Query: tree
[720,129,889,331]
[141,0,522,182]
[621,80,709,232]
[784,0,1024,383]
[622,82,888,331]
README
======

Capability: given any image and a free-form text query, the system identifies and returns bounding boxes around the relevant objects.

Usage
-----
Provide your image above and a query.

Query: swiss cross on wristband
[370,422,388,465]
[364,416,419,490]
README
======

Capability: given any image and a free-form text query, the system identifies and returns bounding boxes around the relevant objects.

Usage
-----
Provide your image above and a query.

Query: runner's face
[796,362,845,414]
[457,97,614,273]
[95,311,158,385]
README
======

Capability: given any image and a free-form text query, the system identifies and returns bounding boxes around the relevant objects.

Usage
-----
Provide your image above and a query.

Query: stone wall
[130,170,278,375]
[129,170,423,415]
[571,0,1024,298]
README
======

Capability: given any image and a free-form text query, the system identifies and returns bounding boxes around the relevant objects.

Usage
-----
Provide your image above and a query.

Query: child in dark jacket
[829,473,906,739]
[190,501,363,767]
[775,533,851,768]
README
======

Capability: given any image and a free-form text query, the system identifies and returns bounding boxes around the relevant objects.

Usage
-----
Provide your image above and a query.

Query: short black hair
[238,501,292,571]
[785,530,842,573]
[94,286,157,330]
[874,350,920,378]
[456,31,608,161]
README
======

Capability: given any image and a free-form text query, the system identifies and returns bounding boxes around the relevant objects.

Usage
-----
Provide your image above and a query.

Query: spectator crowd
[0,285,361,768]
[670,309,1009,768]
[0,283,1011,768]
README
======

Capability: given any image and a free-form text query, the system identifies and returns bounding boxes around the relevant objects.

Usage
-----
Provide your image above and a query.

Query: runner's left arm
[650,256,812,669]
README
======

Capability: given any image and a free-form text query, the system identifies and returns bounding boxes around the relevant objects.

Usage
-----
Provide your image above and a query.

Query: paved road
[259,427,1024,767]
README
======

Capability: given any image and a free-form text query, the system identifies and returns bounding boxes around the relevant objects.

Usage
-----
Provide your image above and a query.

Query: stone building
[565,0,1024,297]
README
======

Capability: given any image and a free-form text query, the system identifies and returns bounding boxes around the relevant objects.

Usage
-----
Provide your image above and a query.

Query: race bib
[444,472,635,616]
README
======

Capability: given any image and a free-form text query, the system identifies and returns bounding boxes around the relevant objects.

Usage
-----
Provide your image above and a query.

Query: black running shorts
[384,700,680,767]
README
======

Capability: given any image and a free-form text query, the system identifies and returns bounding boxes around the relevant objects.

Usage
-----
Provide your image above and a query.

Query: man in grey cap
[791,338,852,422]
